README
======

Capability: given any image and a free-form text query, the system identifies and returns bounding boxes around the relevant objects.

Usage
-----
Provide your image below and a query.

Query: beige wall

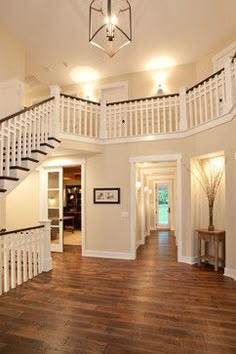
[83,117,236,271]
[4,115,236,274]
[6,171,39,230]
[0,25,25,81]
[60,63,196,102]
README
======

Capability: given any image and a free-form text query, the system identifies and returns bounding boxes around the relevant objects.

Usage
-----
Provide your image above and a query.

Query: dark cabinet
[64,185,81,229]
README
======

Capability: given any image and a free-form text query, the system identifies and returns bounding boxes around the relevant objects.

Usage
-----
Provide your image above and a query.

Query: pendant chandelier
[89,0,132,58]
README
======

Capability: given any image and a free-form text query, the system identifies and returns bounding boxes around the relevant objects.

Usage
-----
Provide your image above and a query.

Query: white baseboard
[224,267,236,281]
[136,239,145,249]
[179,256,198,265]
[83,249,135,260]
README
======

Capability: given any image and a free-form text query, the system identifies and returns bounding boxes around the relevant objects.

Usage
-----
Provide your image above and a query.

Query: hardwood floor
[0,230,236,353]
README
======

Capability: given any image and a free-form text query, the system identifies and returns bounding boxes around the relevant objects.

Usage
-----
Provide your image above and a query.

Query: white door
[47,168,63,252]
[156,183,171,229]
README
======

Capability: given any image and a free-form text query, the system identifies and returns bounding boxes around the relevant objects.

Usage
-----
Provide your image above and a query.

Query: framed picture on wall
[94,188,120,204]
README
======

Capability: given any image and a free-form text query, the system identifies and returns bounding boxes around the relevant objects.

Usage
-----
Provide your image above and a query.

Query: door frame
[39,158,86,254]
[130,154,183,261]
[45,167,63,252]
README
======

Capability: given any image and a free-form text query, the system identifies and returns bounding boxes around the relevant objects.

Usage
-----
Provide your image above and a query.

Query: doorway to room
[41,160,85,253]
[156,183,172,229]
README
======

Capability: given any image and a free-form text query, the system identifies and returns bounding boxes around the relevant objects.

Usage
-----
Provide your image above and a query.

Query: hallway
[0,231,236,353]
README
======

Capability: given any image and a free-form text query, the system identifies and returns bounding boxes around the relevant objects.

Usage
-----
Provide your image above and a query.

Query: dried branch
[191,157,224,205]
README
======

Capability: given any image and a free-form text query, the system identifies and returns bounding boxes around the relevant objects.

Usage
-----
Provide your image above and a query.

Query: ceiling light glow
[146,57,177,71]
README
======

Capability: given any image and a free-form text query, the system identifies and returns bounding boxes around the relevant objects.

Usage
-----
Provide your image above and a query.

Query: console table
[196,229,225,271]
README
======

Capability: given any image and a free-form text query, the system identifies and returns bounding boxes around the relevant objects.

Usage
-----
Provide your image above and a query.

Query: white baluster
[23,233,27,282]
[209,79,214,120]
[179,87,187,131]
[135,101,138,136]
[10,234,16,289]
[50,85,61,136]
[67,97,70,133]
[0,236,2,295]
[17,236,22,285]
[3,235,10,293]
[174,96,178,131]
[140,101,143,136]
[163,98,167,133]
[84,102,88,137]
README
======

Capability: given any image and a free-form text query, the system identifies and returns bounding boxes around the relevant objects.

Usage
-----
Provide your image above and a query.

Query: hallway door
[156,183,171,229]
[47,168,63,252]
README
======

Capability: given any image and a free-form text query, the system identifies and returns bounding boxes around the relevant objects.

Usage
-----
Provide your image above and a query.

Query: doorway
[130,154,182,261]
[40,160,85,253]
[156,183,171,229]
[63,166,82,247]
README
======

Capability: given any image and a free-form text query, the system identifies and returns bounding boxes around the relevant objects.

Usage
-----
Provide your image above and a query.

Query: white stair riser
[0,179,17,190]
[9,169,28,179]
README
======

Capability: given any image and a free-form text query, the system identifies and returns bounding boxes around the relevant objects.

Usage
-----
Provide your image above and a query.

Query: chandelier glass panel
[89,0,132,57]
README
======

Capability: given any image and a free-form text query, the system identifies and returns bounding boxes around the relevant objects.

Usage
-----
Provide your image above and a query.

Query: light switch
[121,211,129,218]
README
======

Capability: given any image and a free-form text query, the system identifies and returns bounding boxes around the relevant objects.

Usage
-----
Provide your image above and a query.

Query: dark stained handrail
[107,93,179,106]
[0,97,55,124]
[61,93,100,106]
[186,68,224,93]
[0,225,44,236]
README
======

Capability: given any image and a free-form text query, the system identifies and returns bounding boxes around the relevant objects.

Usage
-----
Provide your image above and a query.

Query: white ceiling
[1,0,236,86]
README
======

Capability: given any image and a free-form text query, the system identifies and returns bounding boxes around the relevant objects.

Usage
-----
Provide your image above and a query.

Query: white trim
[58,105,236,146]
[130,154,183,261]
[99,81,128,102]
[81,161,86,255]
[212,41,236,71]
[83,249,135,260]
[179,256,198,265]
[60,133,103,145]
[224,267,236,281]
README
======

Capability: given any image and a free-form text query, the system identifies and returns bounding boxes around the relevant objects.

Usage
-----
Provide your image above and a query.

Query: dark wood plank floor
[0,230,236,353]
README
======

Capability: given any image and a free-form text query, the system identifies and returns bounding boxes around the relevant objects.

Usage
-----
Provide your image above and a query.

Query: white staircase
[0,97,61,197]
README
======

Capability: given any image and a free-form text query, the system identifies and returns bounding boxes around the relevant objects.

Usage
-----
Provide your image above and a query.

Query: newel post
[50,85,61,137]
[100,100,107,139]
[224,58,233,113]
[39,220,52,272]
[179,87,188,131]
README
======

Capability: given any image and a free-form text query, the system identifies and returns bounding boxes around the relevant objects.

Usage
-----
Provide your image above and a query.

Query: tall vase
[208,200,215,231]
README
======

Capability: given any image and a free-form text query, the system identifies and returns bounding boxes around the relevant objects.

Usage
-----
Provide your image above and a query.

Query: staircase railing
[60,94,100,138]
[106,93,180,138]
[0,97,55,177]
[186,69,225,129]
[0,222,52,295]
[59,57,236,141]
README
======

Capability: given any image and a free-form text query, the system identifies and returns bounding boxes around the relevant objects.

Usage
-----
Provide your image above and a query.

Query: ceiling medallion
[89,0,132,58]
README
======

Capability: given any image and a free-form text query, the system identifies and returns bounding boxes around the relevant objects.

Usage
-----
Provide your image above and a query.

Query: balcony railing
[58,57,236,141]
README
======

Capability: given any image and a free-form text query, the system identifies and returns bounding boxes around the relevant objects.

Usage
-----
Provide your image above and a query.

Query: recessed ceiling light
[146,57,177,71]
[70,66,100,83]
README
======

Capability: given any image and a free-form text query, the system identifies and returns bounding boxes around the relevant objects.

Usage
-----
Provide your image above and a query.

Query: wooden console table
[196,229,225,271]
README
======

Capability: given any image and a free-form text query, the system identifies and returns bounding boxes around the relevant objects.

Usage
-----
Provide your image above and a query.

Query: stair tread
[48,137,61,143]
[31,149,47,155]
[0,176,19,181]
[40,143,55,149]
[21,157,39,163]
[10,166,30,172]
